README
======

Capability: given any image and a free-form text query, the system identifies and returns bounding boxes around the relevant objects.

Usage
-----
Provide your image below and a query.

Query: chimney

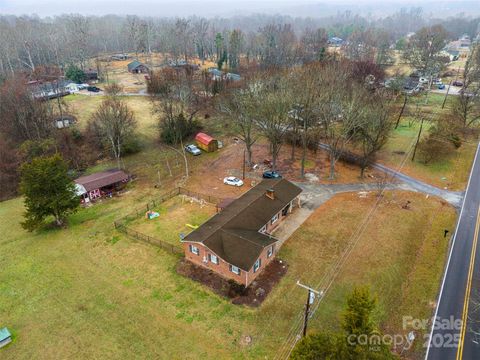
[266,188,275,200]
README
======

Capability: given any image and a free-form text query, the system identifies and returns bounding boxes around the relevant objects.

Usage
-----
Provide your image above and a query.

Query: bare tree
[89,85,137,169]
[254,76,293,170]
[403,25,448,78]
[453,44,480,128]
[219,84,259,167]
[354,91,395,177]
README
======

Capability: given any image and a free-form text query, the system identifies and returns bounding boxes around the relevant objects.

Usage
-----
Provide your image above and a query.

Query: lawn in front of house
[0,187,455,359]
[125,196,217,247]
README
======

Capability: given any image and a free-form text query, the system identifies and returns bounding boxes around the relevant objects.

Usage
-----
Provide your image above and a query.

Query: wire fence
[113,187,223,255]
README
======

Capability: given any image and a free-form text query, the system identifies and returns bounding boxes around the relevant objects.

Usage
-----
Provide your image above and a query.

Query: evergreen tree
[20,154,79,231]
[65,65,86,83]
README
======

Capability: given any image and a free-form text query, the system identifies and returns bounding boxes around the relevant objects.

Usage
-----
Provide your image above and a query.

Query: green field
[0,187,455,359]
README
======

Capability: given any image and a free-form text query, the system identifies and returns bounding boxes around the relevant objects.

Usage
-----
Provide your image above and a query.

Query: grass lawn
[377,119,477,190]
[0,187,455,359]
[126,196,217,247]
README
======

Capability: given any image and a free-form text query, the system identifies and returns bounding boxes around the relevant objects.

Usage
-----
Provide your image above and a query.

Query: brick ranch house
[74,169,129,204]
[181,179,302,287]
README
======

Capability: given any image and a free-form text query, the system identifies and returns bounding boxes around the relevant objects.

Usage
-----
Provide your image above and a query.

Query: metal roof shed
[0,327,12,348]
[195,132,218,152]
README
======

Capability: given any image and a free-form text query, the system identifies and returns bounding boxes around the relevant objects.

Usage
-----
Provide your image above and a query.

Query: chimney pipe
[266,188,275,200]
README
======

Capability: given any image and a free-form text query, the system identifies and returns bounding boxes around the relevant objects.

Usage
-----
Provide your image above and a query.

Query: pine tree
[20,154,79,231]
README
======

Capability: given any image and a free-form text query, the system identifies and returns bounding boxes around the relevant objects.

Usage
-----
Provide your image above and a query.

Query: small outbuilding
[127,60,149,74]
[74,169,129,203]
[0,327,12,348]
[195,132,218,152]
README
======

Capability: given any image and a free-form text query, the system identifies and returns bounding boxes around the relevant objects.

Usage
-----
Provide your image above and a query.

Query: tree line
[0,11,478,77]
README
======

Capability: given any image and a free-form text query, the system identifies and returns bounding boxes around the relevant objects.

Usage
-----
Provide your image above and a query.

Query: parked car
[223,177,244,187]
[452,81,464,87]
[185,144,201,156]
[419,77,429,84]
[437,84,446,90]
[433,79,443,85]
[77,83,88,90]
[87,86,101,92]
[263,171,282,179]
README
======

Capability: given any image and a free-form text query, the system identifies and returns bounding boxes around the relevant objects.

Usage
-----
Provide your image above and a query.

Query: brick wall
[183,242,277,287]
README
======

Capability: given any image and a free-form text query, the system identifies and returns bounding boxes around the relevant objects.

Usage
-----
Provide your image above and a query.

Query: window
[267,245,274,258]
[260,225,267,233]
[189,244,199,255]
[253,258,261,273]
[271,213,279,225]
[230,265,241,275]
[208,254,219,265]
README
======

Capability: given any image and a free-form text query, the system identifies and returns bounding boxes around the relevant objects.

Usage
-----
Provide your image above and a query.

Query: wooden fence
[113,187,224,255]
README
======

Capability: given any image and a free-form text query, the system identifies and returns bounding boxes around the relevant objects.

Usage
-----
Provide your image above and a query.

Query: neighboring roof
[0,327,11,341]
[127,60,147,71]
[184,179,302,271]
[74,169,129,192]
[226,73,241,81]
[195,132,216,145]
[208,68,223,76]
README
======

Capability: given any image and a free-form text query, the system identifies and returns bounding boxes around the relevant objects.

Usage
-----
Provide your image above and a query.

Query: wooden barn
[127,60,149,74]
[74,169,129,203]
[195,132,218,152]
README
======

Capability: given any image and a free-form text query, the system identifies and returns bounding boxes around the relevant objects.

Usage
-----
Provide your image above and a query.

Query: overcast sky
[0,0,477,17]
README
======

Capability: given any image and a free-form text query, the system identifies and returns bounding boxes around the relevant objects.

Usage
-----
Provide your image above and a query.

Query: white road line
[425,143,480,359]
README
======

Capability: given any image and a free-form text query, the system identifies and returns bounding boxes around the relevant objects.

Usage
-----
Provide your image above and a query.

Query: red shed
[195,132,218,152]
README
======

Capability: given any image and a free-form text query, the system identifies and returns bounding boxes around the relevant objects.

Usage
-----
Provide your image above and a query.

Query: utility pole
[296,281,321,337]
[442,66,460,109]
[242,149,246,180]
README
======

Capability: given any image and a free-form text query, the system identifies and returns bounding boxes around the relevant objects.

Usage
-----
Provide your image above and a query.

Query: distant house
[195,132,218,152]
[30,79,70,100]
[182,179,302,287]
[127,60,149,74]
[74,169,129,203]
[54,115,76,129]
[111,53,129,61]
[0,327,12,348]
[225,73,241,81]
[328,37,344,46]
[84,69,98,81]
[208,68,223,80]
[207,68,241,81]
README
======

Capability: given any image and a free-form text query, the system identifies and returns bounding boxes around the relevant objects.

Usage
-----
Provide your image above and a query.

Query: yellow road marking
[457,205,480,360]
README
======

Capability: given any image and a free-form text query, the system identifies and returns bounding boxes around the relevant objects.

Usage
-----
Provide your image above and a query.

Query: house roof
[127,60,147,71]
[195,132,216,145]
[74,169,129,192]
[184,179,302,271]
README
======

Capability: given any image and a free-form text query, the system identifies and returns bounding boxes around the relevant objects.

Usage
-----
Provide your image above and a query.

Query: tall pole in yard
[296,281,321,337]
[242,149,246,180]
[442,67,460,109]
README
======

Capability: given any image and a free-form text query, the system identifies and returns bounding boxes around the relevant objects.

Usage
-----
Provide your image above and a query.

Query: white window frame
[260,225,267,233]
[190,244,199,255]
[230,265,240,275]
[271,213,279,225]
[209,254,219,265]
[253,258,261,273]
[267,245,274,258]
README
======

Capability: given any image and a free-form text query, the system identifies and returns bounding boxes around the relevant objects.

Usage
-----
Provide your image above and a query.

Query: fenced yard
[114,188,222,254]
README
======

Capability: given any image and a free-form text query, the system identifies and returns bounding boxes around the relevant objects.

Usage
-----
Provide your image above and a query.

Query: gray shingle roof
[184,179,302,270]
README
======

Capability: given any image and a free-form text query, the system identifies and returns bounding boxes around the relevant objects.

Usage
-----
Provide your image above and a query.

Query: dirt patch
[177,258,288,307]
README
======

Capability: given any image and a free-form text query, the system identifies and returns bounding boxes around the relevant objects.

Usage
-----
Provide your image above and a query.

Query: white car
[419,77,429,84]
[185,144,201,156]
[223,177,244,187]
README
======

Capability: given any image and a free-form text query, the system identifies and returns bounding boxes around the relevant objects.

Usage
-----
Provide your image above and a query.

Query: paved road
[426,143,480,360]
